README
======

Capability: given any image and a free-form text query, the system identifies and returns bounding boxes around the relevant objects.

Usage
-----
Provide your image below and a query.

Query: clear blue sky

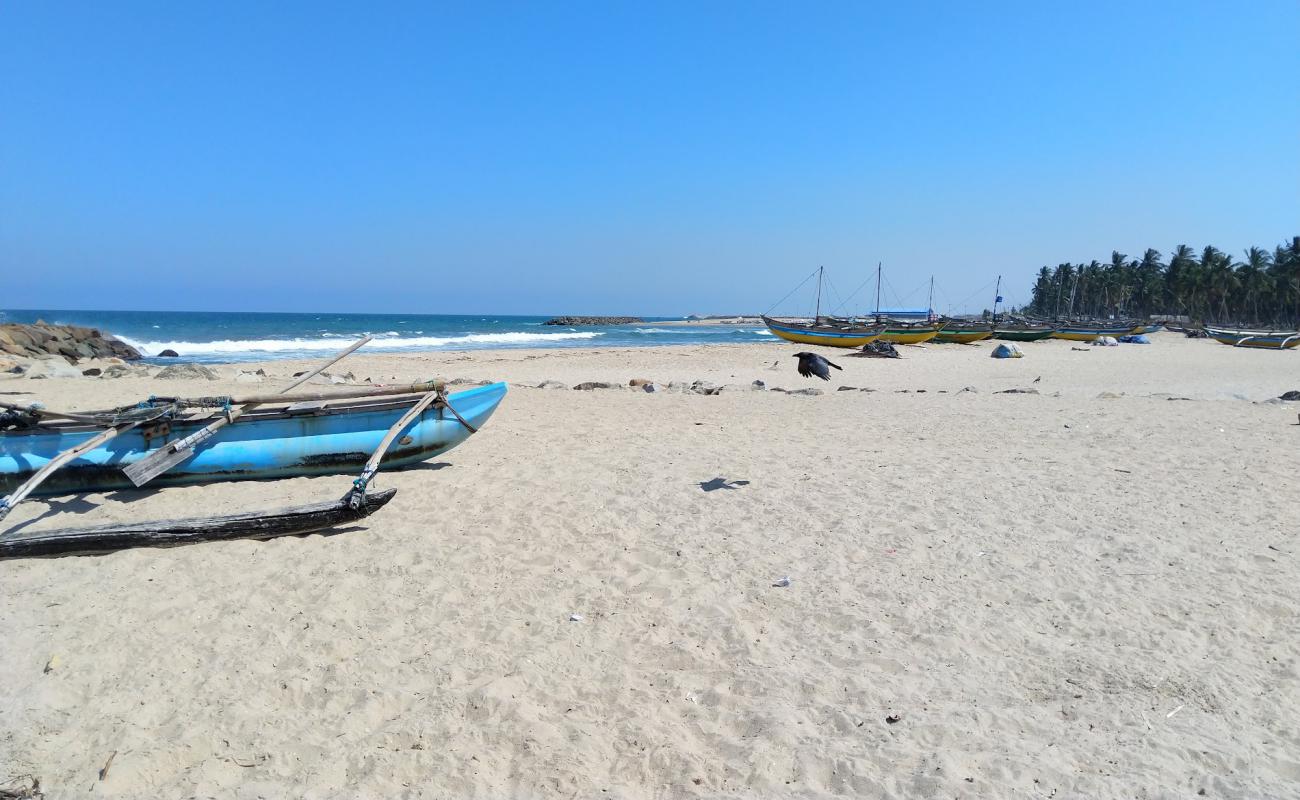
[2,1,1297,315]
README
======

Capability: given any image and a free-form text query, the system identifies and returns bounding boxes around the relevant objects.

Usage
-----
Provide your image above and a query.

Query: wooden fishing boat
[992,323,1056,342]
[877,320,946,345]
[934,321,993,344]
[1050,322,1135,342]
[0,382,507,497]
[761,316,885,348]
[1129,322,1164,335]
[0,336,508,558]
[1203,326,1300,350]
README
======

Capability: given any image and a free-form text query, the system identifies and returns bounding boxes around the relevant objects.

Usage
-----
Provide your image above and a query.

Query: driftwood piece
[0,489,396,559]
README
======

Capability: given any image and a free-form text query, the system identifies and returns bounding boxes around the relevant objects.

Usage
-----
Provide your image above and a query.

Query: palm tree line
[1023,236,1300,326]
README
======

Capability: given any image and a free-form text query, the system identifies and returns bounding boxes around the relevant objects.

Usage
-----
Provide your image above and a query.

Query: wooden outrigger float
[0,338,507,558]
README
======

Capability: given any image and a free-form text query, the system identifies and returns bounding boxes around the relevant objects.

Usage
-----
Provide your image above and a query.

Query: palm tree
[1022,237,1295,324]
[1236,247,1273,322]
[1201,246,1237,321]
[1133,249,1164,313]
[1166,244,1199,316]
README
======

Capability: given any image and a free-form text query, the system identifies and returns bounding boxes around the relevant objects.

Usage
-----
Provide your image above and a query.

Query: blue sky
[2,1,1297,315]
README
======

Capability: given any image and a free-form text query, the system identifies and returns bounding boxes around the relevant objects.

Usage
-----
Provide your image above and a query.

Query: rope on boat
[0,399,181,430]
[762,267,822,317]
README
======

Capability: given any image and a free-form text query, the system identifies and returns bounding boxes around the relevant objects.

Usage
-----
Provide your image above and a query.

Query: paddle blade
[122,446,196,487]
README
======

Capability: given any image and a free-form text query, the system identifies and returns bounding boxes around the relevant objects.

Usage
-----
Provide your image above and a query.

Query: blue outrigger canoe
[0,382,507,497]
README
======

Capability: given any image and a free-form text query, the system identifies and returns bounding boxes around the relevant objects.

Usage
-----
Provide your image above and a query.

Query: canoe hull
[761,317,883,348]
[934,328,993,344]
[879,328,942,345]
[993,328,1055,342]
[0,383,507,497]
[1051,326,1132,342]
[1204,328,1300,349]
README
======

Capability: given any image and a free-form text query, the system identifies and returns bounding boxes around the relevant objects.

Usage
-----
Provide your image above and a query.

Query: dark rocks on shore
[0,322,142,364]
[157,349,180,358]
[543,316,643,326]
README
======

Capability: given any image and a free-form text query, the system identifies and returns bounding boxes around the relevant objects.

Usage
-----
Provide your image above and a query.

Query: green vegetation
[1025,237,1300,325]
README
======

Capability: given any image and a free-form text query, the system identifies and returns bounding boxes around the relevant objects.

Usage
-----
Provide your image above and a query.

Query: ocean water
[0,309,772,364]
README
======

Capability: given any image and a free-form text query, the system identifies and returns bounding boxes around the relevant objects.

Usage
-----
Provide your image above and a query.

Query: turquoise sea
[0,309,771,364]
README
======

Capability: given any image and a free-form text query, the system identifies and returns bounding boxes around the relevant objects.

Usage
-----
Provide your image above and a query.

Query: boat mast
[992,274,1002,321]
[814,265,823,321]
[927,276,934,321]
[1054,271,1065,321]
[1066,270,1080,319]
[874,262,882,317]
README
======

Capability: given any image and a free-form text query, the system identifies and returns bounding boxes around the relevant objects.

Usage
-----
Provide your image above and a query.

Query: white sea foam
[118,331,603,356]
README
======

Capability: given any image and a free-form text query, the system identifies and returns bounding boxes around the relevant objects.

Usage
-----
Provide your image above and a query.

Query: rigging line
[950,278,999,313]
[822,273,847,317]
[883,274,925,309]
[932,284,955,315]
[761,267,822,316]
[879,272,901,309]
[829,272,876,315]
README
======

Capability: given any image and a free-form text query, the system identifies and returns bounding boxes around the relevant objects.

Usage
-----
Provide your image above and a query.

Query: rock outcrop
[0,322,141,363]
[543,316,643,326]
[155,363,219,381]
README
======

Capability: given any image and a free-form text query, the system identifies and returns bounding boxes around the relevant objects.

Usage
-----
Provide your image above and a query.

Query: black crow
[793,352,842,380]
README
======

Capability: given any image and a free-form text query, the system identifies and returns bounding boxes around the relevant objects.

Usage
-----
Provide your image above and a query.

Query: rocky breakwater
[543,316,643,326]
[0,322,142,364]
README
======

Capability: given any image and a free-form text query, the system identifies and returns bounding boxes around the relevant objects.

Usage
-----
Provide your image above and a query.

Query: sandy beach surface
[1,333,1297,799]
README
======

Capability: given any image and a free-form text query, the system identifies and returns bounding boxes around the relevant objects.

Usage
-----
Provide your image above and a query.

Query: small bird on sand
[1033,375,1042,383]
[793,352,842,381]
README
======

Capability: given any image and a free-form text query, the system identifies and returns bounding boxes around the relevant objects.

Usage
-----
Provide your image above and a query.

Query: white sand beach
[2,333,1298,798]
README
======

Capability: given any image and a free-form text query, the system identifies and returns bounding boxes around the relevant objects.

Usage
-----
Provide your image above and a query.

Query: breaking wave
[118,331,603,357]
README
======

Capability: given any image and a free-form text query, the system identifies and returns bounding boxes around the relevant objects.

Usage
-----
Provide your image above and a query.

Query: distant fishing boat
[992,322,1056,341]
[1129,322,1164,335]
[869,267,944,344]
[761,266,885,348]
[934,321,994,344]
[1050,322,1135,342]
[1202,326,1300,350]
[761,316,885,347]
[877,320,946,344]
[985,276,1055,341]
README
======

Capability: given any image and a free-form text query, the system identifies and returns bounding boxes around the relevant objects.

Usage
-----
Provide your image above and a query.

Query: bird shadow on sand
[698,477,751,492]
